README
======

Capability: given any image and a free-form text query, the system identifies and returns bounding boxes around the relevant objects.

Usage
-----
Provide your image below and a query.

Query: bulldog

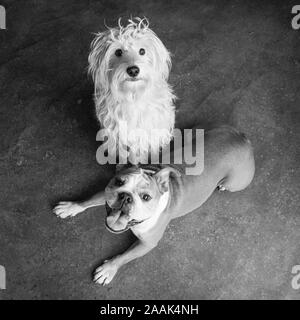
[53,126,255,285]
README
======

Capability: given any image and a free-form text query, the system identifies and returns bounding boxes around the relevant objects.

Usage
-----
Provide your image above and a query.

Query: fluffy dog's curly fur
[88,17,176,162]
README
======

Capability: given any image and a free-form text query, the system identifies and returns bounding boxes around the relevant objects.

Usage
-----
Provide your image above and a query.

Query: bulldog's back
[167,125,255,218]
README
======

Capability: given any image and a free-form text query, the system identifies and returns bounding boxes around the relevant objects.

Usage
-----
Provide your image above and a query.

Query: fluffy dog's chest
[116,100,175,154]
[124,101,171,130]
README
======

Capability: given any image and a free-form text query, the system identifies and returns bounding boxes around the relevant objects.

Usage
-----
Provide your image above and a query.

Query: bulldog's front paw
[93,260,119,286]
[53,201,84,218]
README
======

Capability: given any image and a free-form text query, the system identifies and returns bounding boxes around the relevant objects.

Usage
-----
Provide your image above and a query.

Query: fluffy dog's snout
[127,66,139,78]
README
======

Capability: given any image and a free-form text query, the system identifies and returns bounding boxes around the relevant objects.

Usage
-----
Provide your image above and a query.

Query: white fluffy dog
[88,17,176,163]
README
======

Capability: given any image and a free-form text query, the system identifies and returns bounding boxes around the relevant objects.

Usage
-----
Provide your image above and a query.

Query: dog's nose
[119,192,133,204]
[127,66,139,78]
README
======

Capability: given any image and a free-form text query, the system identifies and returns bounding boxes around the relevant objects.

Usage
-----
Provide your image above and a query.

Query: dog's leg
[93,239,156,285]
[53,191,105,219]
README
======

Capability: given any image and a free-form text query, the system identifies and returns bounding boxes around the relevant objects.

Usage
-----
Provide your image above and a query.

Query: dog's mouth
[126,77,142,82]
[105,202,145,233]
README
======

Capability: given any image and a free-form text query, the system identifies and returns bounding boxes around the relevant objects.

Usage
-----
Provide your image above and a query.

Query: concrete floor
[0,0,299,299]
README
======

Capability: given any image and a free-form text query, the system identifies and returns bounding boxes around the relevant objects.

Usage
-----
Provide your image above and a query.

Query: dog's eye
[139,48,145,55]
[115,178,124,186]
[142,194,151,201]
[115,49,123,57]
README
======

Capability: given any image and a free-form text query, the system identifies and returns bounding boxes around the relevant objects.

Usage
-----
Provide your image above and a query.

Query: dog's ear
[154,167,181,194]
[88,30,112,85]
[145,30,172,80]
[141,168,157,176]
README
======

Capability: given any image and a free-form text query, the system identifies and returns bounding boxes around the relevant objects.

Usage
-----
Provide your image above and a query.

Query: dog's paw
[53,201,84,218]
[93,260,119,286]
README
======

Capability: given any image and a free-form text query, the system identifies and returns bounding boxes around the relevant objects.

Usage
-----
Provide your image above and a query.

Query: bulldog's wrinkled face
[104,167,164,233]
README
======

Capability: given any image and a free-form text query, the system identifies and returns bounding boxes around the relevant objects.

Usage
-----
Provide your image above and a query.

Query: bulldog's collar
[127,219,146,227]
